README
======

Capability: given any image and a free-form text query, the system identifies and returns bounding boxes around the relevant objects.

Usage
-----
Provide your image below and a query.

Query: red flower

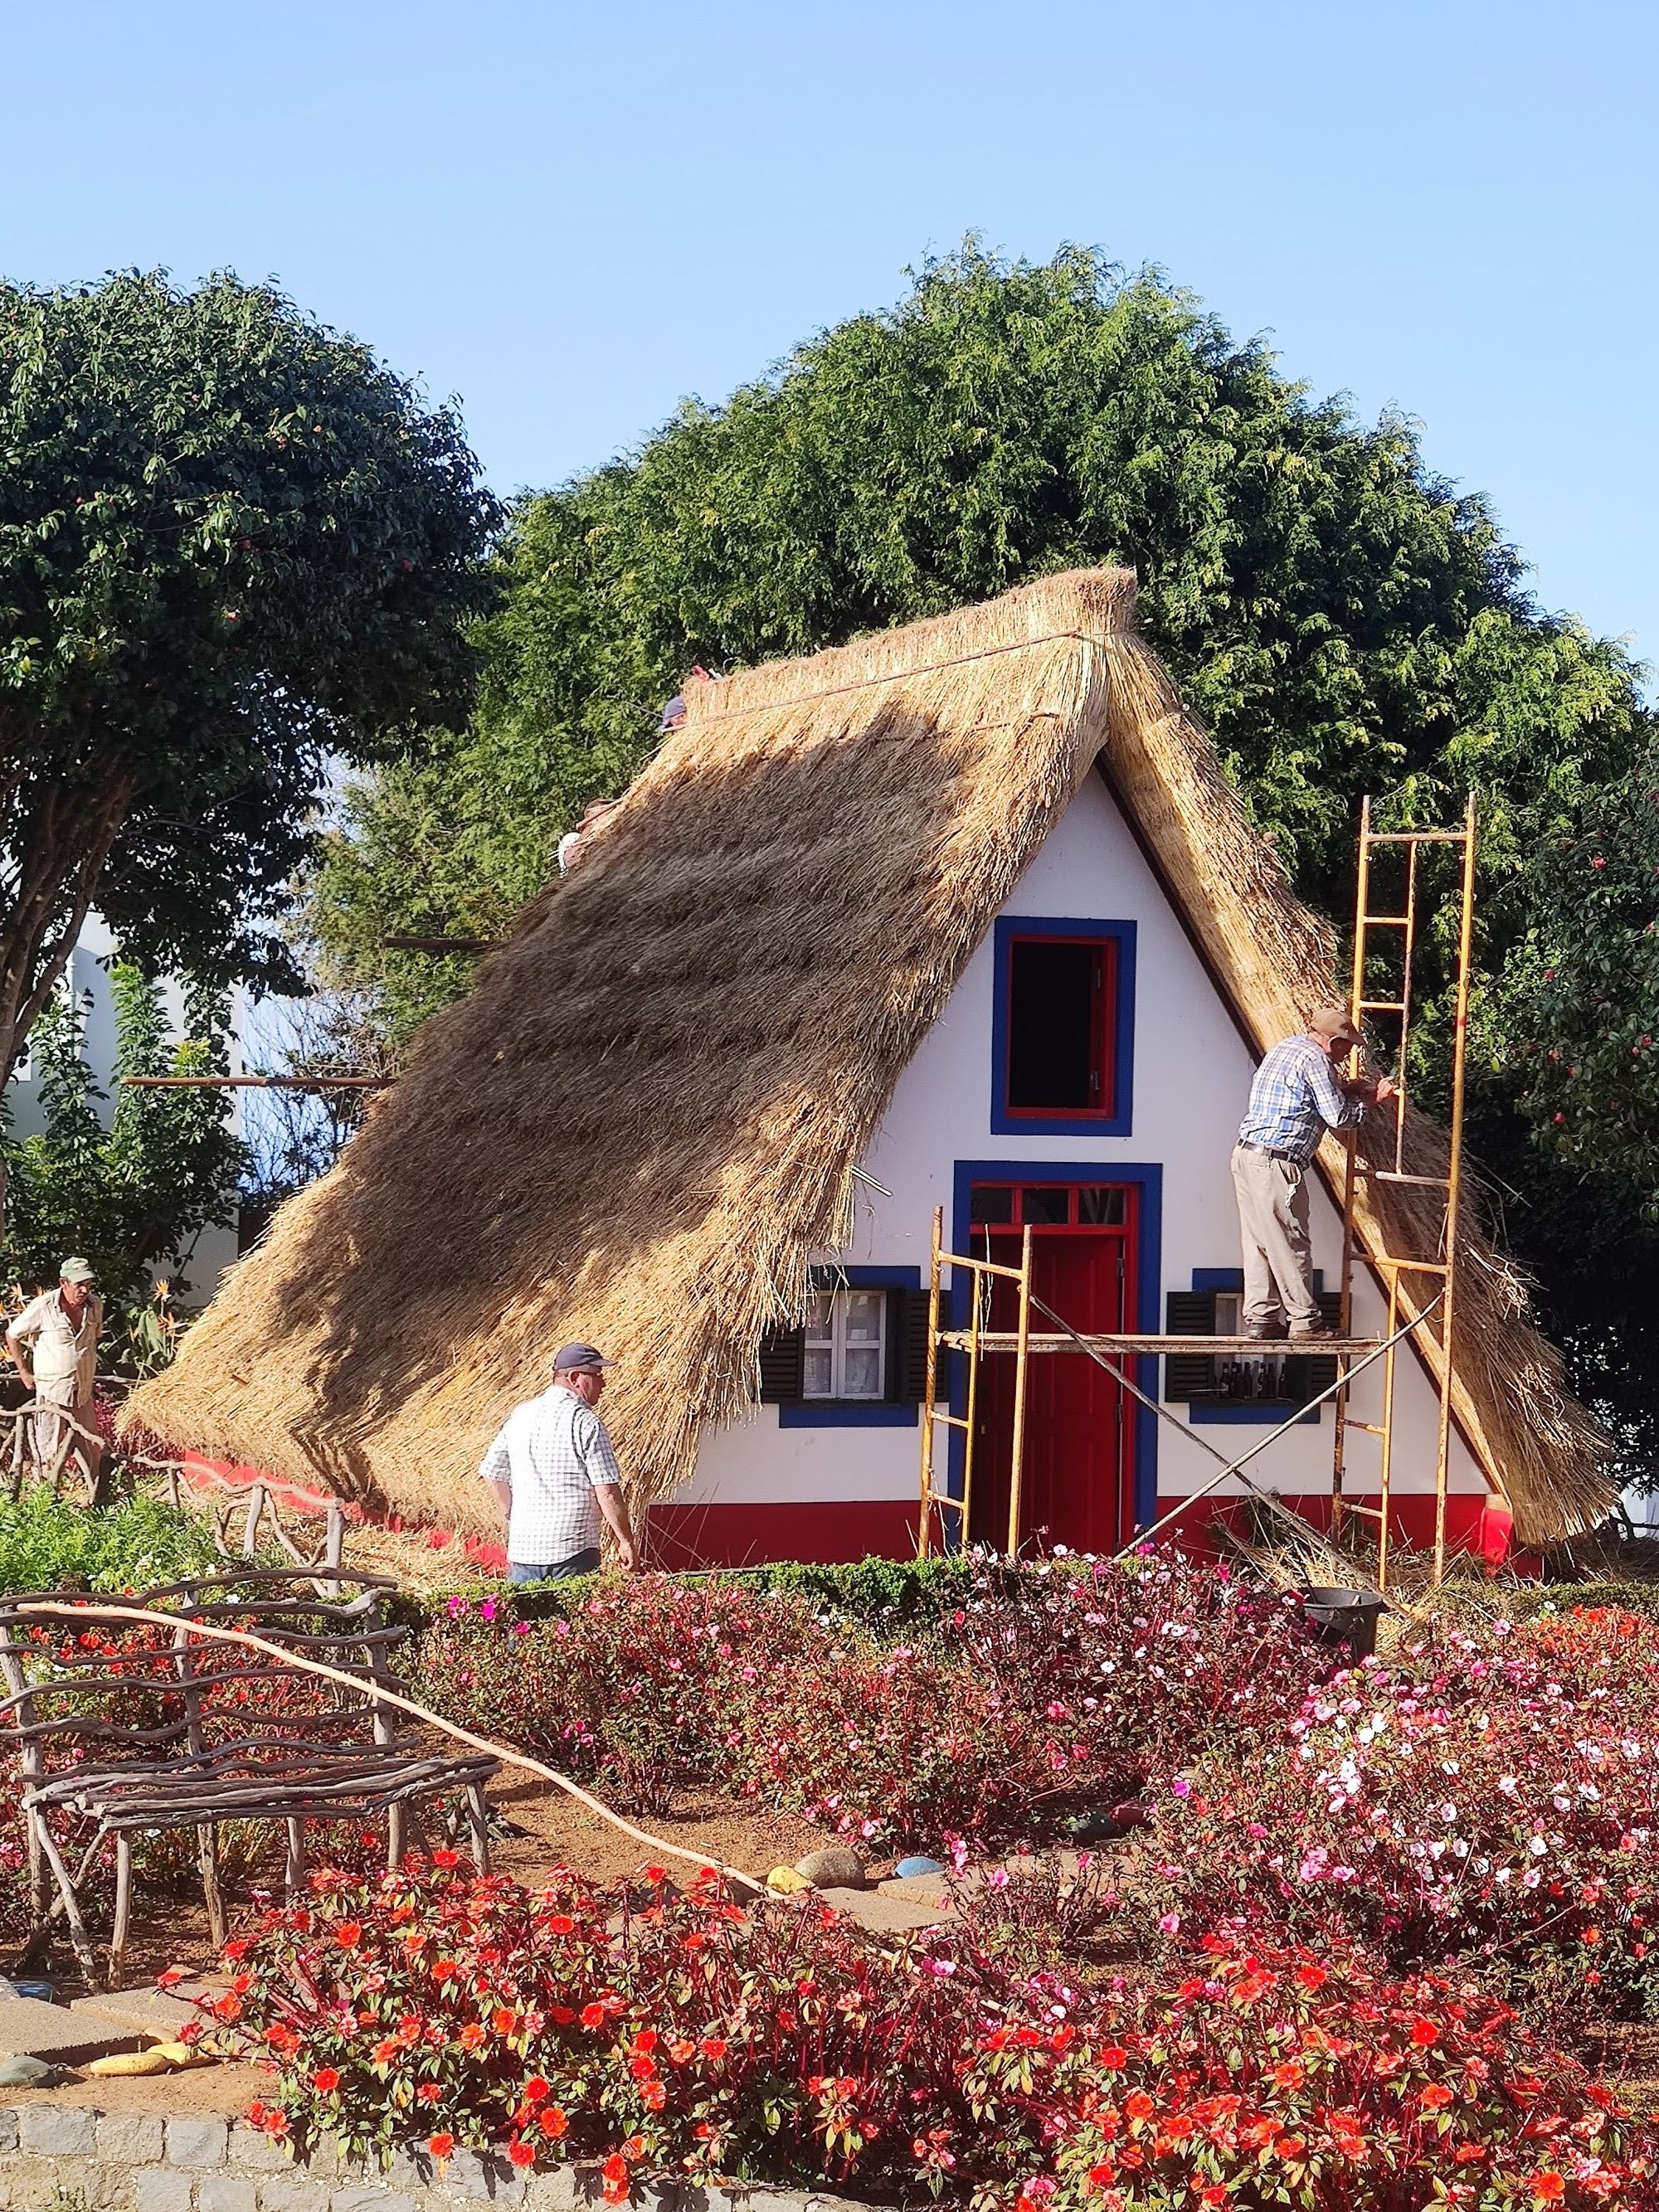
[1124,2091,1155,2123]
[1530,2176,1567,2203]
[641,2080,667,2112]
[581,2005,607,2030]
[459,2024,486,2050]
[602,2152,630,2204]
[1099,2045,1127,2069]
[433,1850,461,1869]
[631,2029,659,2053]
[1421,2084,1455,2111]
[699,2037,727,2061]
[334,1923,364,1950]
[432,1958,462,1981]
[418,2083,444,2103]
[523,2077,550,2103]
[492,2008,518,2036]
[312,2069,341,2094]
[1410,2018,1440,2046]
[508,2141,536,2170]
[547,1916,576,1935]
[542,2107,569,2141]
[627,2054,656,2079]
[428,2133,455,2161]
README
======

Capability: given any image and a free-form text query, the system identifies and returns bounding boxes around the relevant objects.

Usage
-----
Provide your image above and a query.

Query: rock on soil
[794,1845,868,1890]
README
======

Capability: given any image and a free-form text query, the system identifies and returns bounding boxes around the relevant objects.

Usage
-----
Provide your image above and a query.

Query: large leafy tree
[309,243,1656,1470]
[0,270,499,1223]
[313,246,1646,1040]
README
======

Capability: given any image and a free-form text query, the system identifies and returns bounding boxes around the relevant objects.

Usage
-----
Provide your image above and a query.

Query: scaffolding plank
[937,1331,1382,1355]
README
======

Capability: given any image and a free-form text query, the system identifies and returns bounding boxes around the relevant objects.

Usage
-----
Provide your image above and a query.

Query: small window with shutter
[1165,1272,1339,1421]
[761,1269,929,1426]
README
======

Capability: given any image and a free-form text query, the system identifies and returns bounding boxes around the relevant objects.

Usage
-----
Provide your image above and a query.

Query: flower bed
[412,1554,1326,1846]
[1159,1610,1659,2032]
[203,1855,1656,2210]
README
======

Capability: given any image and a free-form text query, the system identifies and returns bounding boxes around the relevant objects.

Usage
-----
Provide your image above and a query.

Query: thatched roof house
[129,570,1611,1553]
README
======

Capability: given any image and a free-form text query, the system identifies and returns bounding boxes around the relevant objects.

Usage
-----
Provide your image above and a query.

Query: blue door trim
[942,1159,1162,1546]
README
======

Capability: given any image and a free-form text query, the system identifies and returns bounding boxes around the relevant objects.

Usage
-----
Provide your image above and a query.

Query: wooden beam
[380,935,499,954]
[937,1330,1380,1355]
[120,1075,393,1090]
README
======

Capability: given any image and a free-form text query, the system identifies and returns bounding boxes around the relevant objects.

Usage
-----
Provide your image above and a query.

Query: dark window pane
[1020,1186,1071,1224]
[1076,1185,1126,1226]
[970,1184,1014,1224]
[1007,939,1102,1110]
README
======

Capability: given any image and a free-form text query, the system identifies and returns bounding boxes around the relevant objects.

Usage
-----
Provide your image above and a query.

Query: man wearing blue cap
[479,1344,640,1582]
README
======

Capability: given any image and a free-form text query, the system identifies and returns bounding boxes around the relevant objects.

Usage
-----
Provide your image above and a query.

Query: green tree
[0,268,499,1218]
[311,246,1647,1041]
[4,962,242,1310]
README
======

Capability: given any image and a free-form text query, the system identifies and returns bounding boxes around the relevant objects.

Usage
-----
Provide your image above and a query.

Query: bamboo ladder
[1330,795,1478,1590]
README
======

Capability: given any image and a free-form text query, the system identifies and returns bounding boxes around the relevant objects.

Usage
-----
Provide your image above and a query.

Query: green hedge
[387,1553,997,1631]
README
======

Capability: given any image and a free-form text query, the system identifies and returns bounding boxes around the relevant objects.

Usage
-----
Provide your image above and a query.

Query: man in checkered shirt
[479,1343,640,1583]
[1233,1007,1396,1341]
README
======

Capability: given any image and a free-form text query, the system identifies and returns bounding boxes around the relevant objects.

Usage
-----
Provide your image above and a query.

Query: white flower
[1529,1835,1548,1857]
[1439,1802,1458,1822]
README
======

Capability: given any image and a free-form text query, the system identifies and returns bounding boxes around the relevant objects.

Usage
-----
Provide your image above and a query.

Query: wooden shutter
[891,1287,932,1403]
[1164,1289,1220,1403]
[758,1329,805,1404]
[1283,1292,1343,1407]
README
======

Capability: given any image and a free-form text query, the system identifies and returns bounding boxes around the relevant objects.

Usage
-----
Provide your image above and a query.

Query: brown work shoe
[1287,1319,1335,1340]
[1241,1320,1289,1341]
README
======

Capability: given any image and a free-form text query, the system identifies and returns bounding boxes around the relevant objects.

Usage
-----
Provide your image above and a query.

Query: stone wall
[0,2106,865,2212]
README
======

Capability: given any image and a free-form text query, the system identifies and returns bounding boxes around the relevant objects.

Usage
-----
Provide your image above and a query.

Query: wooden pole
[120,1076,392,1091]
[1005,1226,1033,1556]
[1331,795,1374,1544]
[961,1242,981,1551]
[917,1206,944,1559]
[1433,796,1479,1586]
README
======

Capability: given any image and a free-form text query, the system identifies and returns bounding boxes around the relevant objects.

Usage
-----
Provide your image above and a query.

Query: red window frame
[1000,931,1118,1124]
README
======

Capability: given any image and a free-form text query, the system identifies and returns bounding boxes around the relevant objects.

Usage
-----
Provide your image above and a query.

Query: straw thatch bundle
[128,570,1612,1546]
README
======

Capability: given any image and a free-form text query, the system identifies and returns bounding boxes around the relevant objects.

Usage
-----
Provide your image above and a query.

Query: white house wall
[669,769,1485,1546]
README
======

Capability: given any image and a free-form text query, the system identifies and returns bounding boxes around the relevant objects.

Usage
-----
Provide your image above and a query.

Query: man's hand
[12,1361,32,1393]
[614,1534,640,1573]
[1374,1076,1399,1105]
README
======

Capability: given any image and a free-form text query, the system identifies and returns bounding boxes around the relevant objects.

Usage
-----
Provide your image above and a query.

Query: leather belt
[1237,1140,1307,1164]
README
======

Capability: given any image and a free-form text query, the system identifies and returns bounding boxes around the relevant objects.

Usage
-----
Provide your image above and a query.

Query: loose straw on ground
[11,1599,766,1898]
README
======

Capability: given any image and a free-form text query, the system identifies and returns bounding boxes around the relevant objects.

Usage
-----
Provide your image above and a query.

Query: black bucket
[1302,1584,1384,1658]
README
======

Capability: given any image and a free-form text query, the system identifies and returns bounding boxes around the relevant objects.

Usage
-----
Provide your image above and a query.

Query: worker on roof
[1233,1008,1395,1343]
[479,1341,640,1582]
[557,798,620,877]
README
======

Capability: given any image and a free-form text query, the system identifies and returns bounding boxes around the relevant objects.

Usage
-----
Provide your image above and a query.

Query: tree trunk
[0,764,138,1245]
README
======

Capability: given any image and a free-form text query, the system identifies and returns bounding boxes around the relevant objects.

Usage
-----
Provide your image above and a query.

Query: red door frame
[966,1178,1140,1553]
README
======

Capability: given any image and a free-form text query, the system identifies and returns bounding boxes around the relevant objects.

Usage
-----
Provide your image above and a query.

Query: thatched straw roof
[128,570,1612,1546]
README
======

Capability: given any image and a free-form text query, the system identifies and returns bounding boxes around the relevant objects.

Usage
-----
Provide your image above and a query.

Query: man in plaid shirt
[1233,1007,1395,1339]
[479,1342,640,1582]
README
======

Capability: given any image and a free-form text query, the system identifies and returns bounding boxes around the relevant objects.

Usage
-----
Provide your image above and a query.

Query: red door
[968,1180,1137,1554]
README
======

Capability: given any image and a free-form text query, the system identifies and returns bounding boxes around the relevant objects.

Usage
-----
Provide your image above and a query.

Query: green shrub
[0,1482,223,1594]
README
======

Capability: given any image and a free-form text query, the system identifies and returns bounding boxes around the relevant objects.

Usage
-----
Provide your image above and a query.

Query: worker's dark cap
[659,694,686,732]
[553,1342,614,1373]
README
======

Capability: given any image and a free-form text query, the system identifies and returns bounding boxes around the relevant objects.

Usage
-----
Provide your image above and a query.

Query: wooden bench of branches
[0,1569,499,1985]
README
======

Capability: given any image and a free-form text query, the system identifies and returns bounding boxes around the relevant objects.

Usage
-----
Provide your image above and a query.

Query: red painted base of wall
[645,1491,1511,1571]
[173,1451,1513,1578]
[646,1500,922,1571]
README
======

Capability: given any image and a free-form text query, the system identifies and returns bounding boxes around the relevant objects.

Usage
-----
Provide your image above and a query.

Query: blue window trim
[989,916,1137,1138]
[1184,1266,1321,1427]
[778,1265,922,1429]
[940,1161,1161,1543]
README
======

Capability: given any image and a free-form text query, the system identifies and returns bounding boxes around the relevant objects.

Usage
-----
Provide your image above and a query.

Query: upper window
[803,1286,888,1400]
[990,917,1136,1136]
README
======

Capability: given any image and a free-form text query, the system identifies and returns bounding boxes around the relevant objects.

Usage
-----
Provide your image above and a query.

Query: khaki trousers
[31,1378,100,1480]
[1230,1143,1321,1328]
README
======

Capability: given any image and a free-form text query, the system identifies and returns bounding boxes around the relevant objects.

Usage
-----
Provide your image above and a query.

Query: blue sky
[3,0,1654,664]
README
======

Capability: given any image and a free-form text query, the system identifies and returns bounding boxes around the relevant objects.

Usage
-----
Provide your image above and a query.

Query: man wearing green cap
[7,1259,104,1480]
